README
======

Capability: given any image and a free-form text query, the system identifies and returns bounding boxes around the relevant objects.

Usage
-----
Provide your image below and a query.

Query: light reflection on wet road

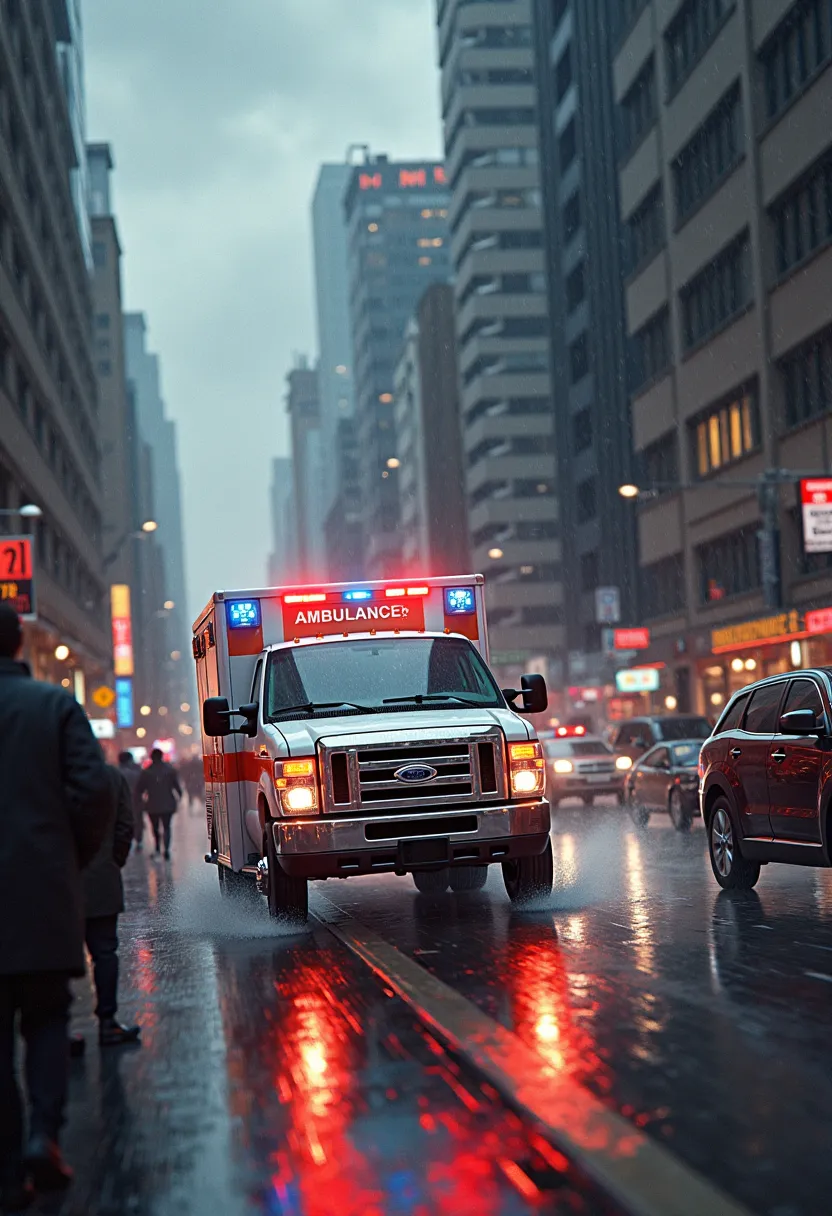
[47,800,832,1215]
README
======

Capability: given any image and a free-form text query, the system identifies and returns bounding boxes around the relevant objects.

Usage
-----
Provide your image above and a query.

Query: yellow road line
[314,899,752,1216]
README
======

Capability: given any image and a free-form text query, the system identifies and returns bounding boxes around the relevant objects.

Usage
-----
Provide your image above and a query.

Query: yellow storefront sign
[711,611,803,653]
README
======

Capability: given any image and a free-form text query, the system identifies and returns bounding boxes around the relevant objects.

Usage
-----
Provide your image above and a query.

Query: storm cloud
[84,0,442,618]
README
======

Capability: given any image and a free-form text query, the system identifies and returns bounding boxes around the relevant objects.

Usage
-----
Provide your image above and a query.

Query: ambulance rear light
[284,593,326,604]
[274,758,319,815]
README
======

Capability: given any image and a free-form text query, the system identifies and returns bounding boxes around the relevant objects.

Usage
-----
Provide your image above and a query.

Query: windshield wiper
[271,700,373,717]
[381,693,483,707]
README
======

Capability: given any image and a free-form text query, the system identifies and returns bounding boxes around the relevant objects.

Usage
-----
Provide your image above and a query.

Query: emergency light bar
[227,600,261,629]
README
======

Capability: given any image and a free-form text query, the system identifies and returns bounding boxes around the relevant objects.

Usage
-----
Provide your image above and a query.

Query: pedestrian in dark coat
[136,748,182,860]
[80,767,141,1048]
[117,750,143,848]
[0,604,111,1206]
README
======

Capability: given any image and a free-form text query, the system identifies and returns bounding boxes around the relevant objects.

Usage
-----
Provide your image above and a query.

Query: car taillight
[698,755,705,781]
[274,758,319,816]
[509,741,545,796]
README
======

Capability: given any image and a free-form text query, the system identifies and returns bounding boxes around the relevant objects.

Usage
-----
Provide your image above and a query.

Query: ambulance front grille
[321,733,505,816]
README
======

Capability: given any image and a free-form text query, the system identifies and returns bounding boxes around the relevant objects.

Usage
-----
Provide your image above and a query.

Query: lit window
[419,256,432,265]
[379,392,393,404]
[693,392,758,477]
[368,223,379,232]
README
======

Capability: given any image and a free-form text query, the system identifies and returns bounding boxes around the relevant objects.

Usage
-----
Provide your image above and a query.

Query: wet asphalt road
[39,798,832,1216]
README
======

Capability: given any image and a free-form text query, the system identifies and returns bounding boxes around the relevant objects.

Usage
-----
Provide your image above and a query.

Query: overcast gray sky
[84,1,442,621]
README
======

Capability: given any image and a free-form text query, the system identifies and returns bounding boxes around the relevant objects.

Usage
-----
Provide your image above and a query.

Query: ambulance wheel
[502,838,554,907]
[449,865,488,892]
[265,825,308,924]
[412,868,449,894]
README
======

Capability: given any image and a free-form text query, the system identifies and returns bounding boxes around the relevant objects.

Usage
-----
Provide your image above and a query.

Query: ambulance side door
[203,624,232,862]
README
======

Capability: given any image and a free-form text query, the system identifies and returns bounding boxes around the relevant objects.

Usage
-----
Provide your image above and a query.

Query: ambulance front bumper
[270,800,551,879]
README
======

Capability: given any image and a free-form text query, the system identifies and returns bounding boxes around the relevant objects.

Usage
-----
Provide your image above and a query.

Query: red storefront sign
[614,627,650,650]
[805,606,832,635]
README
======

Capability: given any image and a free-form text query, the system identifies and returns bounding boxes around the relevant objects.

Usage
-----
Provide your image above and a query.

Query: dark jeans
[149,813,172,853]
[85,915,119,1021]
[0,974,71,1180]
[133,802,144,845]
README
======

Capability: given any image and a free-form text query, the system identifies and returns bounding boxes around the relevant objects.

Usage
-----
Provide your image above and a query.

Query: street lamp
[617,484,640,500]
[488,548,504,560]
[0,504,42,518]
[104,521,159,568]
[163,600,175,611]
[54,644,70,662]
[141,519,158,533]
[386,458,400,470]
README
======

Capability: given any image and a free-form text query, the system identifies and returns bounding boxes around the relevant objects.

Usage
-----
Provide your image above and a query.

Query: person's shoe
[164,849,171,861]
[69,1033,86,1059]
[0,1177,34,1213]
[98,1018,141,1047]
[23,1135,73,1192]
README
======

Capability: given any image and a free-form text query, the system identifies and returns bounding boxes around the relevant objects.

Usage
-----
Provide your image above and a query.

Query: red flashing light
[407,586,429,596]
[284,593,327,604]
[556,725,586,738]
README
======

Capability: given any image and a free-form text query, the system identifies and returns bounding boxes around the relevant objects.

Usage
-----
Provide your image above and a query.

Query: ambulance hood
[269,707,532,755]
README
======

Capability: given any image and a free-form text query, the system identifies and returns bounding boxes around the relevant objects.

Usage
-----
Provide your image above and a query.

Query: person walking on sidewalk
[136,748,182,860]
[0,604,111,1209]
[117,750,143,850]
[78,766,141,1050]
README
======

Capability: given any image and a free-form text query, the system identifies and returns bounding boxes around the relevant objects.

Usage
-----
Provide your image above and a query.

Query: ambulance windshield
[265,637,503,720]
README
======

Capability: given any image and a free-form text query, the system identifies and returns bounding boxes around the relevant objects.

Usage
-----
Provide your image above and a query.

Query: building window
[562,191,581,242]
[625,185,665,274]
[630,307,670,392]
[697,528,760,603]
[761,0,832,121]
[618,57,656,160]
[566,262,586,312]
[92,241,106,268]
[95,313,110,330]
[569,333,589,383]
[580,550,599,592]
[672,84,743,223]
[641,554,685,618]
[780,325,832,429]
[639,430,679,488]
[572,407,593,452]
[771,153,832,277]
[680,234,751,351]
[576,477,597,522]
[555,46,573,102]
[665,0,734,97]
[691,388,758,477]
[559,118,577,170]
[613,0,649,42]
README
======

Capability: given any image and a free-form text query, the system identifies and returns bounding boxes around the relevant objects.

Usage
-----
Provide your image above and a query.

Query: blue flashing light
[445,586,476,615]
[227,599,261,629]
[343,589,373,602]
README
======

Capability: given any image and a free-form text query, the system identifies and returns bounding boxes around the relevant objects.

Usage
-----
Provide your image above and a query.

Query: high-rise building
[436,0,564,682]
[0,0,109,692]
[267,456,296,585]
[123,313,191,710]
[394,283,469,574]
[533,0,636,684]
[611,0,832,714]
[312,164,354,524]
[286,359,325,579]
[343,152,451,578]
[55,0,91,267]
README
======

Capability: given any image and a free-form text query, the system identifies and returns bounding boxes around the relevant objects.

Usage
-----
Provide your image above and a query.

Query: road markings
[314,899,751,1216]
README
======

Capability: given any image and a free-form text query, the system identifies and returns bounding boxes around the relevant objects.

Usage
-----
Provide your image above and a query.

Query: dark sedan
[624,739,702,831]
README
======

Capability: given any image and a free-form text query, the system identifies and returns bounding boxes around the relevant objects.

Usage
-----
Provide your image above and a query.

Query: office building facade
[533,0,637,684]
[343,153,451,578]
[286,360,326,579]
[612,0,832,714]
[267,455,296,585]
[394,283,470,574]
[436,0,564,681]
[0,0,109,691]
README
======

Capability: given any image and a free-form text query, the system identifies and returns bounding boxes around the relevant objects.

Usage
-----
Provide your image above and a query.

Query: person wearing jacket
[117,750,143,849]
[0,604,111,1208]
[79,766,141,1049]
[135,748,182,860]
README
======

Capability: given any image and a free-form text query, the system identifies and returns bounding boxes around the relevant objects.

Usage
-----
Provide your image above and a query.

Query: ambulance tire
[502,837,554,907]
[412,868,450,894]
[265,825,308,924]
[449,865,488,892]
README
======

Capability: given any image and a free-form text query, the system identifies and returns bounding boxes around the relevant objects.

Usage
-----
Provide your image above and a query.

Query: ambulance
[193,574,553,923]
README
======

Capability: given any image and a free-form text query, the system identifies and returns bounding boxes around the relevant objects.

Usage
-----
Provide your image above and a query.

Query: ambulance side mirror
[203,697,232,738]
[501,674,548,715]
[237,703,259,738]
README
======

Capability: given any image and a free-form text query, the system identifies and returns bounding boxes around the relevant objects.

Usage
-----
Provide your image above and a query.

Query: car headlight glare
[552,759,573,774]
[509,741,545,796]
[615,755,633,771]
[275,758,320,815]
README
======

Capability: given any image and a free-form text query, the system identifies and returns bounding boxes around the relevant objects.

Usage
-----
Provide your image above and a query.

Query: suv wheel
[708,802,760,890]
[668,787,692,833]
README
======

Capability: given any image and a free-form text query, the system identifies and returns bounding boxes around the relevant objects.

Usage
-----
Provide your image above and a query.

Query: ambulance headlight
[274,758,319,816]
[508,741,545,797]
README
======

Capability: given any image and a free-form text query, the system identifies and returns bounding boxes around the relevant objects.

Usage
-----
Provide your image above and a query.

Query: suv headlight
[274,758,319,815]
[615,755,633,771]
[509,742,545,796]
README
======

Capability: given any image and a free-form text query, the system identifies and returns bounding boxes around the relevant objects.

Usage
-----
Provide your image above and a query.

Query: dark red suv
[699,670,832,889]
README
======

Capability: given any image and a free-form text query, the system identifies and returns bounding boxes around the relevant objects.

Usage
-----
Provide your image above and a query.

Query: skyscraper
[312,164,354,525]
[436,0,564,682]
[286,359,325,579]
[267,456,296,585]
[533,0,636,682]
[343,153,451,578]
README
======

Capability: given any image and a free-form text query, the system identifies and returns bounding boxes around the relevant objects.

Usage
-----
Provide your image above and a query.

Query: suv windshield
[265,637,503,721]
[656,717,711,741]
[543,739,612,758]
